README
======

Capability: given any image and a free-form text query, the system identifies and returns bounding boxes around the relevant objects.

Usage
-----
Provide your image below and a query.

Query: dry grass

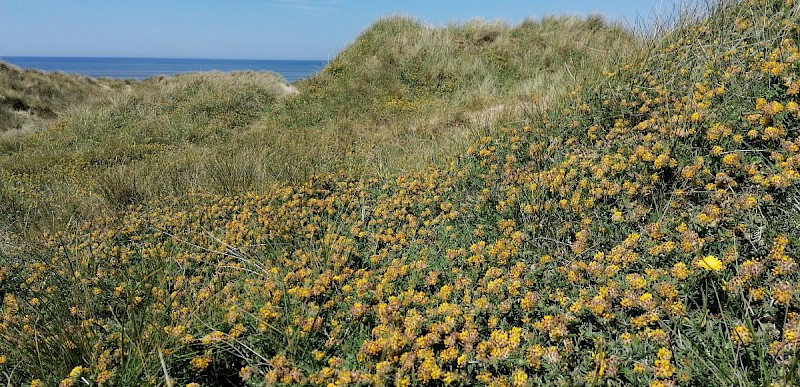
[0,61,127,132]
[254,15,635,179]
[0,15,633,236]
[3,1,800,385]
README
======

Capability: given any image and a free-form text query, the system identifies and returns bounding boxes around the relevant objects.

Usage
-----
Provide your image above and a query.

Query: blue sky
[0,1,678,60]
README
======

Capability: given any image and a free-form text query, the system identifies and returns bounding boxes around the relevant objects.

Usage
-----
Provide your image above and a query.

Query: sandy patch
[279,83,299,96]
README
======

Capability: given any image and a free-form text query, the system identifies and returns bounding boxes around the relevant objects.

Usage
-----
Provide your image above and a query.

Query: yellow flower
[96,370,113,384]
[312,349,326,362]
[512,368,529,386]
[69,365,84,378]
[772,281,792,305]
[653,348,675,378]
[762,126,786,141]
[697,255,724,271]
[190,355,212,371]
[671,262,690,280]
[732,324,753,346]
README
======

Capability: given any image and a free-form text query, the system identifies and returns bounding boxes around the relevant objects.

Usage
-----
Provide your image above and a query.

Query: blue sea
[0,57,328,83]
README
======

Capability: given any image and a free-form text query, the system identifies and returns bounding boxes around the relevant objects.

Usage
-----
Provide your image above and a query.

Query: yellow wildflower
[190,355,212,371]
[732,324,753,346]
[697,255,724,271]
[69,366,84,378]
[671,262,690,280]
[512,369,529,387]
[653,348,675,378]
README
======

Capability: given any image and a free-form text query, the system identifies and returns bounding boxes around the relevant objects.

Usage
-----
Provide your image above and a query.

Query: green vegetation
[259,15,633,179]
[0,71,297,237]
[3,0,800,385]
[0,15,632,238]
[0,63,128,254]
[0,61,126,132]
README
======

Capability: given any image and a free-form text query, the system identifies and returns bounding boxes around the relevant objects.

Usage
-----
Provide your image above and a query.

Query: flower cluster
[0,0,799,385]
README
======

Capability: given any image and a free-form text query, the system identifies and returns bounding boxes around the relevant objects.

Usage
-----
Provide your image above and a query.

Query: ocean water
[0,57,328,83]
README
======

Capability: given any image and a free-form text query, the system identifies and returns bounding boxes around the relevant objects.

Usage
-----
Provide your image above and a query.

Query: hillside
[0,16,632,239]
[0,71,297,240]
[0,63,130,254]
[3,0,800,385]
[0,61,125,132]
[253,15,634,180]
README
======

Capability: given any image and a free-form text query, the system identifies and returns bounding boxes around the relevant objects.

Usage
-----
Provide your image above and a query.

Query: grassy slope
[0,61,126,132]
[0,16,632,241]
[0,71,295,240]
[0,63,129,252]
[4,1,800,385]
[249,15,634,180]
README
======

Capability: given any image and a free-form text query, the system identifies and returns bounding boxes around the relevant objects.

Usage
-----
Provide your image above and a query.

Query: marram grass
[2,0,800,385]
[0,61,128,134]
[0,14,633,237]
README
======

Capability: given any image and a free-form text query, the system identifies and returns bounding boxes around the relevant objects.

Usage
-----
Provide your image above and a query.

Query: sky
[0,1,680,60]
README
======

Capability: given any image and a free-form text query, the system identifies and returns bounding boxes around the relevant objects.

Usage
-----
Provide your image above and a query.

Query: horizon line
[0,55,329,62]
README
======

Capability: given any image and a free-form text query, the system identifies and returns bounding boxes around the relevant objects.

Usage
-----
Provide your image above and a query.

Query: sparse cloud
[275,0,341,14]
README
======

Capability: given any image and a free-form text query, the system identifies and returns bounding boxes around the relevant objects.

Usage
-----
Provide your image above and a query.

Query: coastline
[0,56,328,82]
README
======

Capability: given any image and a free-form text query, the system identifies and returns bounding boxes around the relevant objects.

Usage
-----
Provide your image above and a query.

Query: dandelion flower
[69,366,84,378]
[697,255,724,271]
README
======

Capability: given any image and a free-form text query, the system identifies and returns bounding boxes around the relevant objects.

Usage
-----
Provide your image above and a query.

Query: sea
[0,57,328,83]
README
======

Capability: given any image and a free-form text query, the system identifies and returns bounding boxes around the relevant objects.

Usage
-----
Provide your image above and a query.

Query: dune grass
[3,0,800,385]
[0,61,127,133]
[252,15,634,181]
[0,15,633,238]
[0,70,296,238]
[0,63,131,245]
